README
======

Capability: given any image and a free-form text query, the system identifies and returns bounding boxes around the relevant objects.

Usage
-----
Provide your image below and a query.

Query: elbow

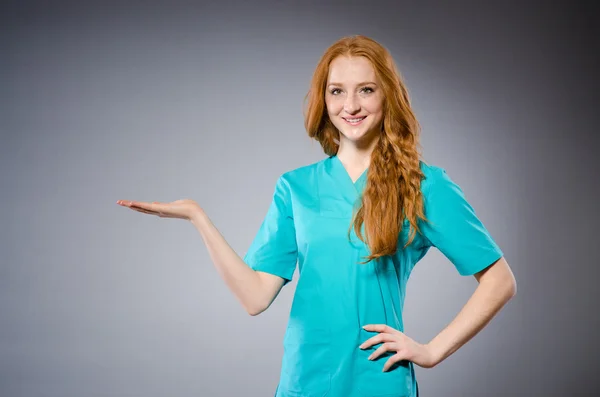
[479,257,517,301]
[507,276,517,299]
[479,273,517,303]
[247,307,264,316]
[245,301,269,316]
[504,264,517,299]
[482,276,516,306]
[498,272,517,302]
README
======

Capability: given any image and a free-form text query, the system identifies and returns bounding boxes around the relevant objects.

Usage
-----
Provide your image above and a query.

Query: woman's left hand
[360,324,439,370]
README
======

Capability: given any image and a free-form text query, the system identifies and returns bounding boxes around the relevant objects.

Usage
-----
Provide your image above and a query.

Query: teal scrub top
[244,155,503,397]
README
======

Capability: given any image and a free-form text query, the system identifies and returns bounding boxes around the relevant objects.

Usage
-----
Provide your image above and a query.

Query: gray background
[2,0,598,396]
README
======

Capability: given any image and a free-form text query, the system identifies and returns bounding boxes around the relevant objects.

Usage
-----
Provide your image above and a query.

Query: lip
[342,115,367,125]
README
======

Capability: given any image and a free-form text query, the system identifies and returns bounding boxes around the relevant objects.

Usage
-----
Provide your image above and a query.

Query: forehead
[327,56,377,84]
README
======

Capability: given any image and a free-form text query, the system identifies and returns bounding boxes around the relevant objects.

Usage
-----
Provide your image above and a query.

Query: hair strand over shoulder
[303,35,429,263]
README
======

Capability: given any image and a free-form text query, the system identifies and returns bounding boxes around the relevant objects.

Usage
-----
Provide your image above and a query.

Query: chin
[340,130,369,142]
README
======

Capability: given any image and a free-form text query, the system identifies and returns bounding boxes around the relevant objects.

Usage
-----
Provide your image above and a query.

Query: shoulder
[419,160,448,194]
[268,158,326,207]
[278,157,328,187]
[419,160,472,214]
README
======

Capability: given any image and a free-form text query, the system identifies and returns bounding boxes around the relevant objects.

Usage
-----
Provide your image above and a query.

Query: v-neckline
[331,155,369,188]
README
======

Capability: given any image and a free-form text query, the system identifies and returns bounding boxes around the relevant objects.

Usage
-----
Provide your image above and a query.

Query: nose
[343,93,360,114]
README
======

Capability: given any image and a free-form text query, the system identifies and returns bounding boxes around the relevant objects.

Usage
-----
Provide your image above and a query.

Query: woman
[117,35,517,397]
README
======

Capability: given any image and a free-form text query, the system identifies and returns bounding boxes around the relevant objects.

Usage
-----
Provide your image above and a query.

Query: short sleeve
[420,166,503,276]
[243,175,298,285]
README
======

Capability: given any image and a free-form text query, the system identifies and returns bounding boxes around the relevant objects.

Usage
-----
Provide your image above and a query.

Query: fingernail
[368,354,373,360]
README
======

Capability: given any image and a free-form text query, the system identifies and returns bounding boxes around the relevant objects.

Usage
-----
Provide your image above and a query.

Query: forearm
[189,209,266,315]
[426,272,516,366]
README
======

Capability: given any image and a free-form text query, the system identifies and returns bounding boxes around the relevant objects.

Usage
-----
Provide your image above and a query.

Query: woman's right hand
[116,199,202,222]
[117,197,282,315]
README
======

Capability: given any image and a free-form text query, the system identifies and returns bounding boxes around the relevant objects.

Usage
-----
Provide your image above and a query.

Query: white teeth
[345,117,365,122]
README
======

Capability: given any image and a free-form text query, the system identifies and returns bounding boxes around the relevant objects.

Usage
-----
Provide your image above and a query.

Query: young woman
[117,35,517,397]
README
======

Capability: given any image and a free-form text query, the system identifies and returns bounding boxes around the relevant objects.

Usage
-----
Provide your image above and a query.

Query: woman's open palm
[117,199,201,221]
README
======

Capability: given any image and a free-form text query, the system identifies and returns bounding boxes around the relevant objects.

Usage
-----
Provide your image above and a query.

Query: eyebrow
[327,81,378,87]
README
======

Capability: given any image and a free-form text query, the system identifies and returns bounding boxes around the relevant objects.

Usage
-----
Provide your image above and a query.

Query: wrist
[425,340,445,368]
[189,207,207,226]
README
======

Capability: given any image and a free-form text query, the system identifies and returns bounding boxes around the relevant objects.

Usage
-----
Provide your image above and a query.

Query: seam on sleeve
[420,165,444,248]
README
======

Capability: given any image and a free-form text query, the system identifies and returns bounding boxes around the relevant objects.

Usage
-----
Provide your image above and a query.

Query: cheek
[325,98,343,115]
[364,98,384,114]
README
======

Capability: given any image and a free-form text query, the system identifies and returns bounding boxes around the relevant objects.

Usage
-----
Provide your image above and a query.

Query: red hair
[304,35,428,263]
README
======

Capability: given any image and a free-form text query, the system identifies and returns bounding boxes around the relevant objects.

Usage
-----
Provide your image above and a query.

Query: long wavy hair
[304,35,428,263]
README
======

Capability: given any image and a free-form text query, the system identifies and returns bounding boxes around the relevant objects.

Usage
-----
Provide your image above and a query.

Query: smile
[342,116,367,125]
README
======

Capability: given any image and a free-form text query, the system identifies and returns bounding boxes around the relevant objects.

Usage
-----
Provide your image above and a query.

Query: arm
[361,167,516,369]
[426,256,517,366]
[361,256,516,370]
[190,209,286,316]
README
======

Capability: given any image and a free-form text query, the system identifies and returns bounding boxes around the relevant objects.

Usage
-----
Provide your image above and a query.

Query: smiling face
[325,55,385,146]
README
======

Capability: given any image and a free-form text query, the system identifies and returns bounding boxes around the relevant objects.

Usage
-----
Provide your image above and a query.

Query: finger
[359,333,396,349]
[131,201,167,216]
[117,199,154,214]
[362,324,389,333]
[363,324,402,336]
[368,342,400,361]
[129,206,158,216]
[359,335,379,350]
[121,200,186,219]
[383,352,406,372]
[132,203,184,219]
[118,201,162,217]
[118,200,150,209]
[129,201,153,210]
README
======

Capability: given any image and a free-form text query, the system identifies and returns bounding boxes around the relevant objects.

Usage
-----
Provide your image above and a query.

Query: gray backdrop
[2,0,598,396]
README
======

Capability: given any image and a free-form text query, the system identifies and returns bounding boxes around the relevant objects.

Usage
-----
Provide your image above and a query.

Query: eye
[361,87,374,94]
[330,88,342,95]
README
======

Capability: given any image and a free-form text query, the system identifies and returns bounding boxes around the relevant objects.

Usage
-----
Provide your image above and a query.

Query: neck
[336,133,379,169]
